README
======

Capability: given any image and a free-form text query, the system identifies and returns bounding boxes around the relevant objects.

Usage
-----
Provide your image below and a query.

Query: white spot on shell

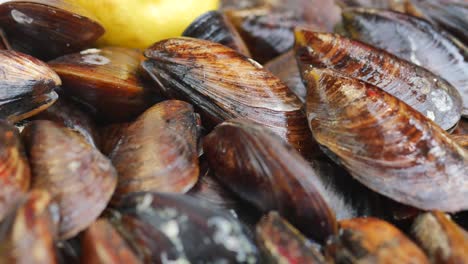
[82,54,110,65]
[80,48,101,55]
[426,111,435,121]
[430,89,453,112]
[68,161,81,172]
[247,58,263,69]
[161,220,179,238]
[11,9,33,24]
[136,193,153,211]
[160,252,190,264]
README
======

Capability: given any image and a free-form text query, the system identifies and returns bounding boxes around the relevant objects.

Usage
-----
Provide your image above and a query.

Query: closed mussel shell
[295,29,463,130]
[49,47,158,122]
[0,190,59,264]
[22,120,117,239]
[303,68,468,212]
[0,121,30,222]
[256,211,326,264]
[0,0,104,60]
[110,100,200,201]
[342,8,468,117]
[143,37,315,156]
[0,50,59,123]
[326,218,429,263]
[112,192,260,263]
[203,118,337,242]
[412,211,468,263]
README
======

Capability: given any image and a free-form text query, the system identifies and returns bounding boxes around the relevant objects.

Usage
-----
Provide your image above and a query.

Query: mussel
[303,68,468,212]
[0,28,10,50]
[22,120,117,239]
[295,29,463,130]
[109,100,200,202]
[143,37,316,156]
[0,50,59,123]
[0,0,104,60]
[49,47,158,122]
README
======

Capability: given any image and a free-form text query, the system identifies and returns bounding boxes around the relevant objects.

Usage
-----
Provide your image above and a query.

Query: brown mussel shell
[143,37,315,156]
[183,10,251,57]
[453,118,468,135]
[342,8,468,117]
[326,217,429,263]
[0,28,10,50]
[0,121,30,222]
[110,100,200,201]
[111,192,260,263]
[81,219,141,264]
[0,50,60,123]
[336,0,406,10]
[452,134,468,149]
[0,190,58,264]
[303,68,468,212]
[412,211,468,263]
[203,118,337,242]
[0,0,104,60]
[256,211,326,263]
[98,121,130,156]
[49,47,158,122]
[22,120,117,239]
[295,29,463,130]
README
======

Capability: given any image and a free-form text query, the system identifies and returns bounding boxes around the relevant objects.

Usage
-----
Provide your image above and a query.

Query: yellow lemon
[70,0,219,49]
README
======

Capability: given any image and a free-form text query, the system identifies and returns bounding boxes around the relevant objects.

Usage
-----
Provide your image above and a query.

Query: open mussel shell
[22,120,117,239]
[0,120,30,222]
[0,190,59,264]
[295,29,463,130]
[143,37,316,157]
[342,8,468,117]
[0,0,104,60]
[49,47,158,122]
[183,10,251,57]
[256,211,326,263]
[0,50,60,123]
[81,219,141,264]
[111,192,260,263]
[326,217,429,263]
[412,211,468,263]
[110,100,200,202]
[303,68,468,212]
[204,118,337,242]
[404,0,468,44]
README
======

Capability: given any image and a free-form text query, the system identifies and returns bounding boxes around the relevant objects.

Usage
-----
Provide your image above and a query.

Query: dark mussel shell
[49,47,158,122]
[0,190,59,264]
[453,118,468,135]
[110,100,200,201]
[98,121,130,156]
[0,28,10,50]
[452,135,468,149]
[203,119,337,242]
[0,50,59,123]
[342,8,468,117]
[295,29,463,130]
[220,0,264,10]
[112,192,260,263]
[22,120,117,239]
[81,219,141,264]
[143,37,316,156]
[303,68,468,212]
[0,121,30,222]
[326,218,429,263]
[336,0,406,11]
[256,212,326,263]
[183,10,251,57]
[264,50,306,103]
[412,211,468,263]
[405,0,468,44]
[0,0,104,60]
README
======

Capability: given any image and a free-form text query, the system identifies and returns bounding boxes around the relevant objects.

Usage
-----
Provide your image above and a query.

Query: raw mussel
[295,29,463,130]
[143,37,316,157]
[49,47,158,122]
[0,0,104,60]
[110,100,200,202]
[326,217,429,263]
[0,49,59,123]
[203,118,337,242]
[0,120,30,222]
[303,68,468,212]
[412,211,468,263]
[22,120,117,239]
[342,8,468,117]
[0,190,59,264]
[256,211,326,263]
[111,192,260,263]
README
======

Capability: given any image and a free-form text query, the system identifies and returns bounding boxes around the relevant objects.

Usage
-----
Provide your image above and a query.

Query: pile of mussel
[0,0,467,263]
